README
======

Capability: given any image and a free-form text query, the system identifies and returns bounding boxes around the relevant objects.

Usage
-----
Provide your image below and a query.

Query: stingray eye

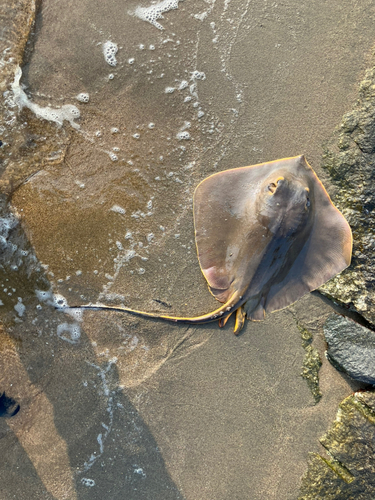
[268,182,277,194]
[306,197,310,208]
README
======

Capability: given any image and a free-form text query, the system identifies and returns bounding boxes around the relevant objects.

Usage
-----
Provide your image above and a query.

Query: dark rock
[324,314,375,384]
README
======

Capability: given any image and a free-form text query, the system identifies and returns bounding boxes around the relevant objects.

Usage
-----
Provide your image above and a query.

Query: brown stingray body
[69,156,352,334]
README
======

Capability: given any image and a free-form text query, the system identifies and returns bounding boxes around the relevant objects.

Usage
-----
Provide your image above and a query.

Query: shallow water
[1,0,375,498]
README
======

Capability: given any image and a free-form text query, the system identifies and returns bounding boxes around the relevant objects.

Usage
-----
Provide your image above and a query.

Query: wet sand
[1,0,375,498]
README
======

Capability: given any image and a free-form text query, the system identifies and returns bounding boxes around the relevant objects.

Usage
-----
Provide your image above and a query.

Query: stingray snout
[268,176,284,194]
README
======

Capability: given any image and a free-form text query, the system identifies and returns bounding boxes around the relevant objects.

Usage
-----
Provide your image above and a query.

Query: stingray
[67,155,352,334]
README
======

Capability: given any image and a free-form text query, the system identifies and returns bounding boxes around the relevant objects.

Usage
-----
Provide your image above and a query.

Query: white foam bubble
[165,86,175,93]
[176,131,190,140]
[194,12,207,21]
[53,294,68,308]
[35,289,53,303]
[132,133,140,139]
[128,58,135,64]
[132,0,182,30]
[57,322,81,344]
[109,152,118,161]
[81,478,95,488]
[108,74,114,80]
[191,70,206,80]
[103,41,118,67]
[110,205,126,214]
[134,467,146,477]
[65,308,83,322]
[176,120,191,140]
[76,93,89,103]
[110,127,119,134]
[189,83,197,98]
[14,298,25,317]
[148,122,155,129]
[178,80,188,90]
[12,67,80,129]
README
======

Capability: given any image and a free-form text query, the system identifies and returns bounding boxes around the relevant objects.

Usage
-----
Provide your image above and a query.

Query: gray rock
[319,66,375,325]
[299,391,375,500]
[324,314,375,384]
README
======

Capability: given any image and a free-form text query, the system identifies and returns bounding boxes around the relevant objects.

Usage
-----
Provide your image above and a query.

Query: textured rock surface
[298,322,322,404]
[299,391,375,499]
[324,314,375,384]
[320,64,375,324]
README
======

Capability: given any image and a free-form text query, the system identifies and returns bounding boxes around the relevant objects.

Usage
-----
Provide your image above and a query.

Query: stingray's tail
[60,292,243,326]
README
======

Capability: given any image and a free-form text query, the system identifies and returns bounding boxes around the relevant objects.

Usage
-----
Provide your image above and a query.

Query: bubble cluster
[76,93,89,103]
[110,205,126,215]
[57,322,81,344]
[103,41,118,67]
[81,478,95,488]
[176,131,191,140]
[191,70,206,81]
[133,0,181,30]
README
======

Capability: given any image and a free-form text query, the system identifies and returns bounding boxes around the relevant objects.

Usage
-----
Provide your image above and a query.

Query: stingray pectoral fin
[234,306,246,335]
[245,297,265,322]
